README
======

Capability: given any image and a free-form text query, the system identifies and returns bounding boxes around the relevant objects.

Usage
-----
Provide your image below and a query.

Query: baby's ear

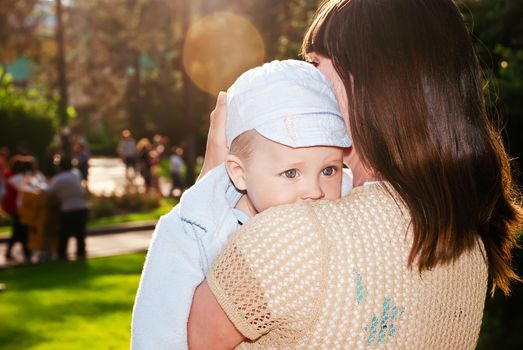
[225,155,247,191]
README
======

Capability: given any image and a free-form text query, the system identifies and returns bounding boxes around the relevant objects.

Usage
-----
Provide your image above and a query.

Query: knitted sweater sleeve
[207,202,328,343]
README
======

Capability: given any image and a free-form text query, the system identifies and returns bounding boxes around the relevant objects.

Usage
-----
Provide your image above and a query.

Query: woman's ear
[225,154,247,191]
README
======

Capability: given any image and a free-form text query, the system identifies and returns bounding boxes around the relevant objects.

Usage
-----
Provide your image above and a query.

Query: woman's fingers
[198,91,228,180]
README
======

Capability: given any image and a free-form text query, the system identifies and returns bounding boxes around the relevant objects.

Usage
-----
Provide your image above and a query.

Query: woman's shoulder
[314,182,406,214]
[230,182,408,250]
[240,182,400,229]
[237,201,317,241]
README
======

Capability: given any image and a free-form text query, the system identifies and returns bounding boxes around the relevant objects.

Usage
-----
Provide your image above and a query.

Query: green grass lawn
[0,250,521,348]
[0,226,9,236]
[87,197,177,228]
[0,253,145,349]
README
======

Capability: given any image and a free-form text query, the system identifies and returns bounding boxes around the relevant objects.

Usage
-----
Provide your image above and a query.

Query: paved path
[88,157,171,196]
[0,229,154,268]
[88,157,130,196]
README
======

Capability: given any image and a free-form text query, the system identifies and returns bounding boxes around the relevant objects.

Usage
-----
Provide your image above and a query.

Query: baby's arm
[131,207,204,350]
[132,164,242,350]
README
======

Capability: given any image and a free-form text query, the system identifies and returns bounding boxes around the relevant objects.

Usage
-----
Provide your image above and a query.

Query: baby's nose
[300,179,325,201]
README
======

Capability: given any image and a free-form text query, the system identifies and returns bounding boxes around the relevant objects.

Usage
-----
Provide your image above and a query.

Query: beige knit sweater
[208,183,488,349]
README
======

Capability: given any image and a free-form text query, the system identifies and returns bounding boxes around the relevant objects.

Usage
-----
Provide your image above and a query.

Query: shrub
[0,72,58,161]
[0,209,10,226]
[88,191,162,220]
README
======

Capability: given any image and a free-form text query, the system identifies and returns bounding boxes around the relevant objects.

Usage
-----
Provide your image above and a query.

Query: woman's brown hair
[303,0,522,295]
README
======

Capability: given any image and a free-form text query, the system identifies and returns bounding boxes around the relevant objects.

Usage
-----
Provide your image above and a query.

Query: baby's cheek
[324,180,343,200]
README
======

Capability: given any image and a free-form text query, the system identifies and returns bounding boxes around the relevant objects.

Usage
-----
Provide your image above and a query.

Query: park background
[0,0,522,349]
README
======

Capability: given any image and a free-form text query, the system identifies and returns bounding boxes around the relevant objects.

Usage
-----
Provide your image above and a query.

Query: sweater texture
[208,182,488,349]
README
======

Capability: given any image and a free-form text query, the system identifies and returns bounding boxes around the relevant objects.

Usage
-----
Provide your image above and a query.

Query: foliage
[0,71,57,160]
[458,4,523,345]
[0,0,41,67]
[88,191,163,220]
[0,253,145,349]
[56,0,323,151]
[246,0,320,59]
[0,0,328,183]
[459,0,523,168]
[65,0,184,138]
[85,121,119,156]
[477,236,523,350]
[0,210,10,227]
[87,197,176,229]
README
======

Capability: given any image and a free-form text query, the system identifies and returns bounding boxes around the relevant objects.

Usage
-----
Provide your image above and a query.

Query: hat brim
[255,113,352,148]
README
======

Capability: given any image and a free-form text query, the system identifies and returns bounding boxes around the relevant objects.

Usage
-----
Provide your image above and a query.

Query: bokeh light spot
[183,12,265,96]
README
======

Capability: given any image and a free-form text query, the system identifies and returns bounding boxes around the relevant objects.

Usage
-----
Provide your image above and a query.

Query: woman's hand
[197,91,228,181]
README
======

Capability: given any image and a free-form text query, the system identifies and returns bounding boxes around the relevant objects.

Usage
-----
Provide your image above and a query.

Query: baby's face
[242,136,344,213]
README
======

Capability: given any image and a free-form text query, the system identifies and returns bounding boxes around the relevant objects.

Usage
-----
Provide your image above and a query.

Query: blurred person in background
[169,146,185,197]
[43,145,61,177]
[136,138,153,192]
[2,155,34,263]
[46,156,88,261]
[0,148,9,290]
[0,147,9,201]
[152,134,164,158]
[60,127,73,159]
[73,141,90,190]
[26,157,47,190]
[151,134,166,194]
[117,129,137,182]
[149,149,163,195]
[152,134,170,160]
[0,148,10,290]
[160,135,170,159]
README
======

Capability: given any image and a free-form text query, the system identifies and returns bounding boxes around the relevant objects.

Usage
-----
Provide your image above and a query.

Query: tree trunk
[129,50,143,134]
[56,0,69,128]
[181,0,196,185]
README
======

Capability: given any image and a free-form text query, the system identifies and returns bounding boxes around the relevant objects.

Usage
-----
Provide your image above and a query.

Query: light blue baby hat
[226,59,352,148]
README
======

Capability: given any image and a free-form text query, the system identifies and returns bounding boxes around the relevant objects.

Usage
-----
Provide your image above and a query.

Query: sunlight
[182,12,265,96]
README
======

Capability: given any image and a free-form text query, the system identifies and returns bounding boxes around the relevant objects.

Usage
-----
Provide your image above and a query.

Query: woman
[187,0,522,349]
[2,155,33,263]
[2,155,32,263]
[47,156,88,260]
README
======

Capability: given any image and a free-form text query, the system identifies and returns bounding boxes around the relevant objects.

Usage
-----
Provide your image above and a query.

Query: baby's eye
[322,166,336,176]
[282,169,298,179]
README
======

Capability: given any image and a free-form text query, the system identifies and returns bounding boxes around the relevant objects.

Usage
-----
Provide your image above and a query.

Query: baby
[131,59,352,350]
[224,60,352,218]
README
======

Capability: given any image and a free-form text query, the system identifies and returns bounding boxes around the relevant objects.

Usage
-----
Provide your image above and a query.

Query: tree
[248,0,320,60]
[2,0,327,182]
[65,0,186,147]
[0,0,41,82]
[458,2,523,349]
[55,0,69,127]
[459,0,523,172]
[0,70,57,161]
